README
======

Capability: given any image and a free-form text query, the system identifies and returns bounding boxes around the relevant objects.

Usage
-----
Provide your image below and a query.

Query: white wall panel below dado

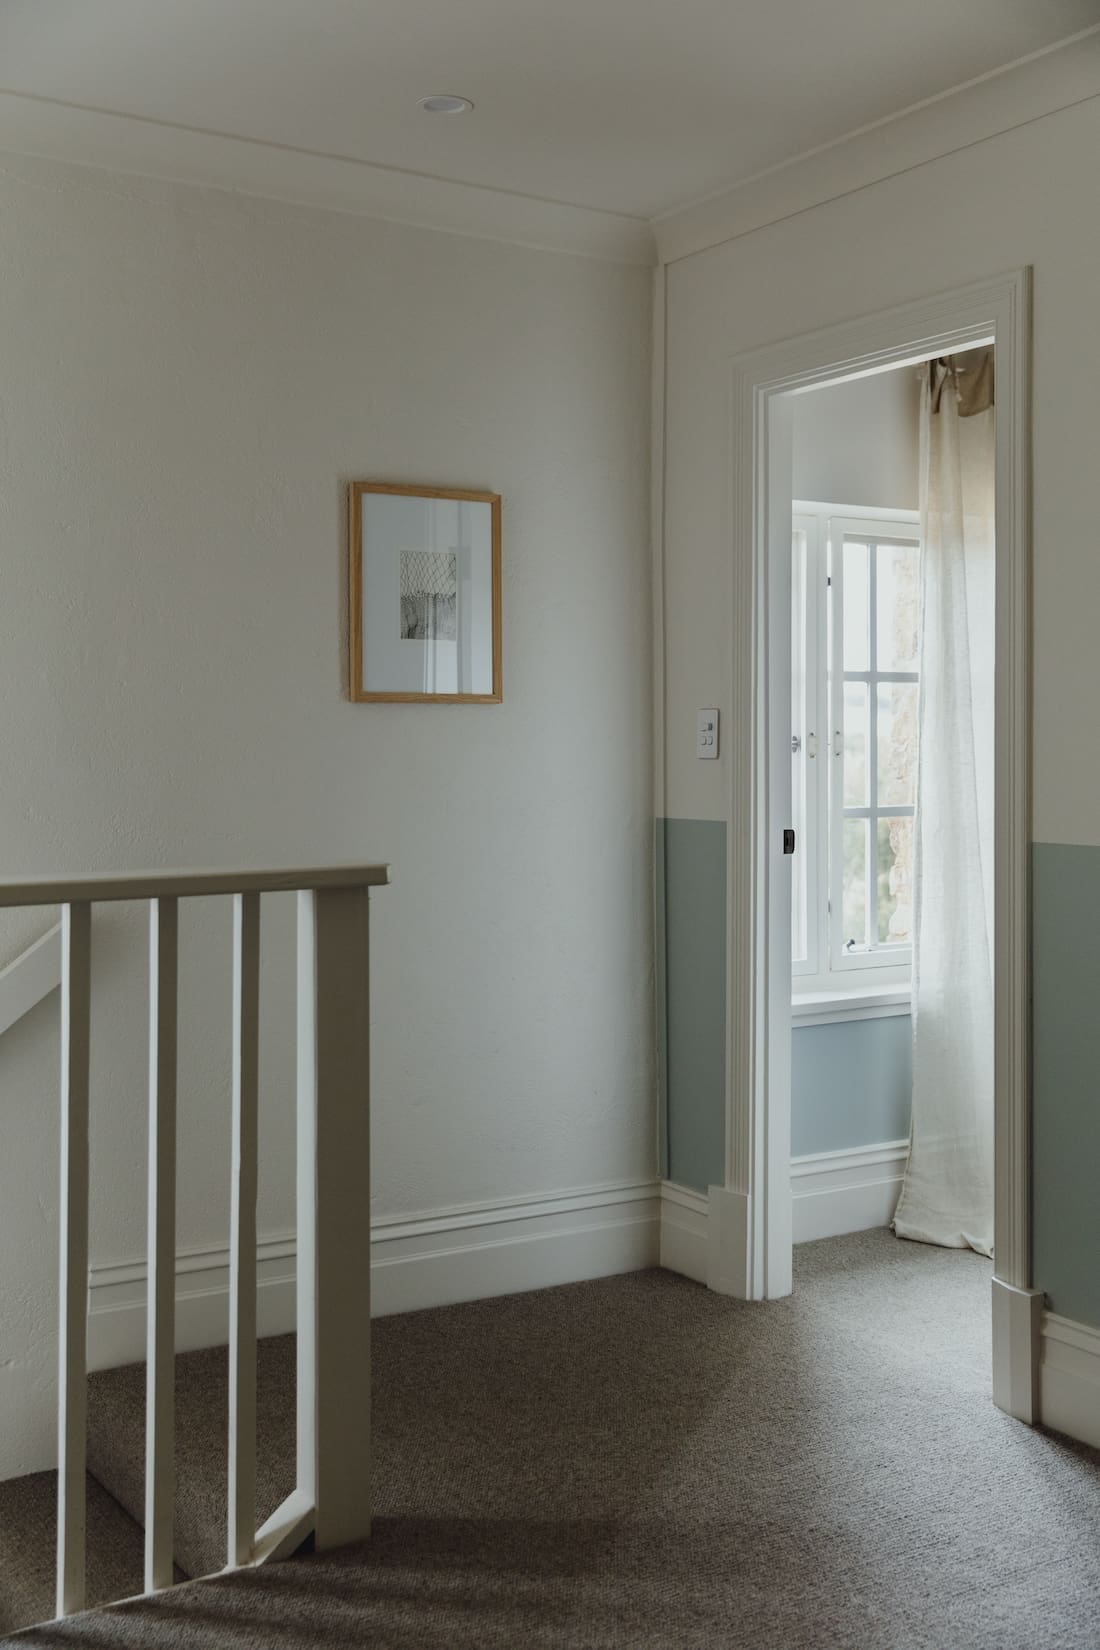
[0,149,654,1479]
[662,95,1100,843]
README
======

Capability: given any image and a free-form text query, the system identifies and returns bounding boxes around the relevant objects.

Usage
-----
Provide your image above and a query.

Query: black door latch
[783,829,796,855]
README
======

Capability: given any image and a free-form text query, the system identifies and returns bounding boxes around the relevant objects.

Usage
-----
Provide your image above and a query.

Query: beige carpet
[7,1231,1100,1649]
[0,1473,171,1636]
[85,1338,294,1582]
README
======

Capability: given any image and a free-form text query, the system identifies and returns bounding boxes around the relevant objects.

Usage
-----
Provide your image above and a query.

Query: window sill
[791,987,911,1028]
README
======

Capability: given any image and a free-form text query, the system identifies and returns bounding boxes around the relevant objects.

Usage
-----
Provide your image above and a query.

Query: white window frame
[829,513,920,977]
[791,500,919,1011]
[790,512,824,983]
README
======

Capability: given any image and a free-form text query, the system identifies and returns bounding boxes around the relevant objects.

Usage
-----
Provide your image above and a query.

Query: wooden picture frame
[349,481,502,703]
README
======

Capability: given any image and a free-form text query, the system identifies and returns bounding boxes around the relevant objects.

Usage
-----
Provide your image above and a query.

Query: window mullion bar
[844,670,918,684]
[829,524,842,972]
[813,514,829,976]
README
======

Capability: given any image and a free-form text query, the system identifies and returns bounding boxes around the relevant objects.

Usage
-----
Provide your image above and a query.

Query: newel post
[296,885,372,1549]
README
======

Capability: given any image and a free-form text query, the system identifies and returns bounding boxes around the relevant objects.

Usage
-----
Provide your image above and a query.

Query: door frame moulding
[712,269,1037,1421]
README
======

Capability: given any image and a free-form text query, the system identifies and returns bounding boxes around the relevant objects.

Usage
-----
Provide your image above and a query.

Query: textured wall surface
[0,152,654,1475]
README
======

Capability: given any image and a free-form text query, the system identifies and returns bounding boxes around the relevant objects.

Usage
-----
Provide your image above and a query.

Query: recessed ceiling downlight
[418,94,473,114]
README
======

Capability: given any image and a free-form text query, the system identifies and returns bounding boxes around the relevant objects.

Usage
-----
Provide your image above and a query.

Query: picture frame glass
[357,489,497,699]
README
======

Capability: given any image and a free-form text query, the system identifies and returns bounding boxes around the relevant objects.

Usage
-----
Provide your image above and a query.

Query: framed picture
[349,482,502,703]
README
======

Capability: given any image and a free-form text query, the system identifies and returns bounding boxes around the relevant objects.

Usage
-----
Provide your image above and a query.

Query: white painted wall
[792,369,920,510]
[661,93,1100,842]
[0,152,653,1476]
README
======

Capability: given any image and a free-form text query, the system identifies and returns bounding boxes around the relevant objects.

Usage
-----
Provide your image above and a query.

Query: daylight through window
[792,505,920,993]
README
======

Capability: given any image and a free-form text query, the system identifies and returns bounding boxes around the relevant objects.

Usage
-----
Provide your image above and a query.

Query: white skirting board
[790,1139,908,1243]
[86,1179,660,1371]
[68,1172,1100,1460]
[658,1183,709,1285]
[658,1139,910,1293]
[1040,1310,1100,1451]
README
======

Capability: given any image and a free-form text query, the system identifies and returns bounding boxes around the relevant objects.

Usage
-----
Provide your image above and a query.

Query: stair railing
[0,921,62,1036]
[0,864,389,1618]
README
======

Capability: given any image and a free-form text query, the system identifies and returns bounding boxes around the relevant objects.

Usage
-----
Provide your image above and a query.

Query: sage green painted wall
[660,819,726,1191]
[1032,842,1100,1326]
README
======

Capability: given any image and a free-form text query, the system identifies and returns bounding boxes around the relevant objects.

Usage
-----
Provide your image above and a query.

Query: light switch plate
[696,708,719,759]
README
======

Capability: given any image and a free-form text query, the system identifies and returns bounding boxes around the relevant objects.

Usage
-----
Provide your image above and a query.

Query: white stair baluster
[145,896,178,1593]
[0,863,386,1608]
[56,901,92,1619]
[228,890,261,1567]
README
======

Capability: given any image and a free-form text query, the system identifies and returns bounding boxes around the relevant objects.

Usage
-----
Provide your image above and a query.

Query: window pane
[843,681,868,807]
[876,541,920,671]
[877,681,919,806]
[842,819,868,952]
[877,816,915,944]
[791,532,808,965]
[842,540,869,670]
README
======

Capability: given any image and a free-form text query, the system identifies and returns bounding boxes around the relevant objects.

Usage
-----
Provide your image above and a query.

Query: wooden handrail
[0,865,390,907]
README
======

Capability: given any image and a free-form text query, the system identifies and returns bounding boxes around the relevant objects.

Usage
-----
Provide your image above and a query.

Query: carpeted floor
[0,1473,183,1637]
[84,1336,296,1582]
[6,1230,1100,1649]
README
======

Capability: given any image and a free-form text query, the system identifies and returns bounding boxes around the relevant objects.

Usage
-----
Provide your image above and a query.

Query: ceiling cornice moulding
[654,28,1100,266]
[0,91,656,267]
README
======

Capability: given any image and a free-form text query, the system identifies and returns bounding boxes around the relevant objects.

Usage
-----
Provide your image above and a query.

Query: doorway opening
[788,367,925,1229]
[786,354,994,1359]
[725,273,1037,1419]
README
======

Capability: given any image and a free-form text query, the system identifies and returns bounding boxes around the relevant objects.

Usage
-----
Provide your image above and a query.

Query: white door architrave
[709,269,1038,1422]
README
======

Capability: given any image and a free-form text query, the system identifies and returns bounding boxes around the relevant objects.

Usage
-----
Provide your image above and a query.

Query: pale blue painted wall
[660,827,1100,1331]
[1032,842,1100,1326]
[792,1017,911,1158]
[660,818,912,1193]
[659,819,727,1191]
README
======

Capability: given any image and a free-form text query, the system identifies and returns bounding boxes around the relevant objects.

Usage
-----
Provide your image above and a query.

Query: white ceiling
[0,0,1097,222]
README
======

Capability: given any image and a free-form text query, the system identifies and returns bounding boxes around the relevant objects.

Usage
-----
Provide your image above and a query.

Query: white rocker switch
[696,708,719,759]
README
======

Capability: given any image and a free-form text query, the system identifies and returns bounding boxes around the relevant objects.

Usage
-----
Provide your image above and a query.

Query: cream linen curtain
[893,349,995,1257]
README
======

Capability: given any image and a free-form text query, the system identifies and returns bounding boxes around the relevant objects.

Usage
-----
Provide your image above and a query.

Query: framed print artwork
[349,482,502,703]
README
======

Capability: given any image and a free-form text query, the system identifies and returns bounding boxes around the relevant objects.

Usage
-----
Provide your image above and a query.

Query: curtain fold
[892,350,995,1257]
